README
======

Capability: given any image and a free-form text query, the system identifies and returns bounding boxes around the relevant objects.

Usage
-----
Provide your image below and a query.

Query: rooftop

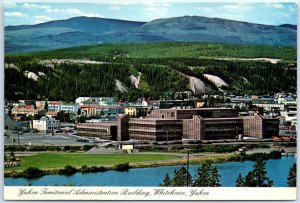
[77,122,117,126]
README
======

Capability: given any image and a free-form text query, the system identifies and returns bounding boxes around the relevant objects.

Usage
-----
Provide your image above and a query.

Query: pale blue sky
[4,2,297,26]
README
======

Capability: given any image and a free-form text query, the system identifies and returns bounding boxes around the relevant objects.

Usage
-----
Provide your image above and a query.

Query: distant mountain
[137,16,296,46]
[5,16,146,32]
[278,24,297,30]
[5,16,297,53]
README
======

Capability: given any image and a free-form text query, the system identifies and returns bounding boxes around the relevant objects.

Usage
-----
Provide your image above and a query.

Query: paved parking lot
[4,132,95,146]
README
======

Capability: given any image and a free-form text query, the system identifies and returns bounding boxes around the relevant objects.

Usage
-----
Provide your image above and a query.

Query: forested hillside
[5,42,296,101]
[8,42,296,61]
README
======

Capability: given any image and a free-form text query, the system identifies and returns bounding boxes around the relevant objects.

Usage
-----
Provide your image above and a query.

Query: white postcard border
[1,0,300,202]
[4,186,297,201]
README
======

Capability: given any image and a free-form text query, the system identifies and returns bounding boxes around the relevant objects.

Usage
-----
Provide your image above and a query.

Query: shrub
[269,150,282,159]
[274,142,296,147]
[63,146,84,152]
[5,145,26,152]
[59,165,77,176]
[83,145,94,151]
[81,165,88,172]
[114,163,130,171]
[29,146,62,151]
[190,145,239,153]
[81,165,108,173]
[168,146,184,152]
[23,167,44,179]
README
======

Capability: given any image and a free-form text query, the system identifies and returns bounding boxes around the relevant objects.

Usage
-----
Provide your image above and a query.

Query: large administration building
[76,108,279,141]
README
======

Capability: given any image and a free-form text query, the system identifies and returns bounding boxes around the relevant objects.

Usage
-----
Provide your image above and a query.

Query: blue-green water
[5,156,296,187]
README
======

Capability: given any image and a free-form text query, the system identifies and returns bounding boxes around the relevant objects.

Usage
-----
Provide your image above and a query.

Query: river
[5,156,296,187]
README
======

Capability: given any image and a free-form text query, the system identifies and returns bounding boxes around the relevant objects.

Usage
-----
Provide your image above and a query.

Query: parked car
[76,139,89,142]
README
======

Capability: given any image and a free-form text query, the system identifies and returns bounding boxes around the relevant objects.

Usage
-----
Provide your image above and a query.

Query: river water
[5,156,296,187]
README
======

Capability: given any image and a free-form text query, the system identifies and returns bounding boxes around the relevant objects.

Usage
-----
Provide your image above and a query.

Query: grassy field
[6,153,180,171]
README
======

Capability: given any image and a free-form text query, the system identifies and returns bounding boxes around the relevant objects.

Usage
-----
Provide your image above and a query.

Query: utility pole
[166,130,169,145]
[236,126,239,143]
[17,132,20,146]
[186,148,191,187]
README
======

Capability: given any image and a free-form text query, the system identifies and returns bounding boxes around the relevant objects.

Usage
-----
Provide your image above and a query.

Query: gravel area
[85,146,124,154]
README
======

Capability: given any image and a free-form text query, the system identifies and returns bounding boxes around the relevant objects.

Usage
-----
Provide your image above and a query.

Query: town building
[117,114,130,141]
[61,103,80,113]
[75,97,115,105]
[131,108,278,140]
[242,114,280,138]
[128,118,182,141]
[45,111,59,118]
[32,117,60,132]
[182,116,243,140]
[159,100,193,109]
[76,108,280,141]
[48,101,63,112]
[76,122,117,140]
[75,97,92,104]
[193,99,205,108]
[80,105,123,117]
[144,100,160,107]
[11,105,44,119]
[35,101,47,110]
[148,108,239,120]
[124,106,151,118]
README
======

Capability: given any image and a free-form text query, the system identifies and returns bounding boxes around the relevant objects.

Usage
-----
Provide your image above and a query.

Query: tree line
[160,159,296,187]
[7,42,296,61]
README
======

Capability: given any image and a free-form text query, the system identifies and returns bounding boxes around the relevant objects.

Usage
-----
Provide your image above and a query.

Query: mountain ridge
[5,16,146,32]
[5,16,297,53]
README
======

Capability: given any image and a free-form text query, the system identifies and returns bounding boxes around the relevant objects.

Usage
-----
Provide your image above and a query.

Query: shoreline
[5,151,293,179]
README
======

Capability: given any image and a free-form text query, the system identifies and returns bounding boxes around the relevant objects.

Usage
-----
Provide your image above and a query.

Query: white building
[32,117,60,132]
[61,104,80,113]
[75,97,91,104]
[75,97,115,105]
[48,101,63,112]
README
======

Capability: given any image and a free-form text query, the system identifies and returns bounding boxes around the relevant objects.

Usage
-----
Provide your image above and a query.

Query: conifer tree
[236,158,273,187]
[172,167,192,186]
[235,173,245,187]
[159,172,172,186]
[287,163,296,187]
[159,166,192,187]
[193,161,221,187]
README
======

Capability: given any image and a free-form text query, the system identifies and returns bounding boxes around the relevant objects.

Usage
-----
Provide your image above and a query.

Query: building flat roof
[77,122,117,126]
[131,118,181,121]
[155,107,235,111]
[203,117,243,120]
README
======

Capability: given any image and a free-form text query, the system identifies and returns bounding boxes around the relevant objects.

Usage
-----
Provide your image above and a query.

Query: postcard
[3,0,297,201]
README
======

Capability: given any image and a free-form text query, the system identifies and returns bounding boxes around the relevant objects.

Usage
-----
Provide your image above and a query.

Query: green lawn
[6,153,179,170]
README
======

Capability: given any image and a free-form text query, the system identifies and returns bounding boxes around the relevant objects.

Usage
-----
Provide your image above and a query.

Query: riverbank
[4,151,289,179]
[5,156,296,187]
[4,153,180,171]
